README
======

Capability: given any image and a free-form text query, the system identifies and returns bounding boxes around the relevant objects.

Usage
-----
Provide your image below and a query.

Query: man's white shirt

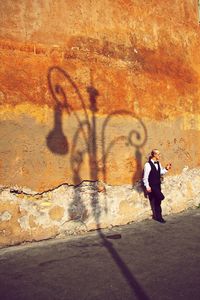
[143,159,168,189]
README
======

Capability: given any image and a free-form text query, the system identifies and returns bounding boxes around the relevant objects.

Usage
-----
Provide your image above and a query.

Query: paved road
[0,209,200,300]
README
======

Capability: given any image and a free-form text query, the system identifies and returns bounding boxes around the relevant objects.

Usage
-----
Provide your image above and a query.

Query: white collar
[151,159,159,164]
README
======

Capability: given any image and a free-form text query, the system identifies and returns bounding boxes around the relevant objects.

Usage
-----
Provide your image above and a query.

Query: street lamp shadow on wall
[46,66,148,186]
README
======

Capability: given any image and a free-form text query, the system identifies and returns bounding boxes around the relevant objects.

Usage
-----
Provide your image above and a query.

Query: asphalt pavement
[0,208,200,300]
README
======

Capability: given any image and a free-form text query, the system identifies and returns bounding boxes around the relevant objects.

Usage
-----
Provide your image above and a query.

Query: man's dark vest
[148,160,161,187]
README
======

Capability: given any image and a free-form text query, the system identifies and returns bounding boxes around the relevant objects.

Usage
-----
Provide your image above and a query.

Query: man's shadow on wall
[46,66,150,300]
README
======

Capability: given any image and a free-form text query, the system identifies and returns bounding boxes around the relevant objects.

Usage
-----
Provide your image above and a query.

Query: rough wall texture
[0,0,200,246]
[1,168,200,248]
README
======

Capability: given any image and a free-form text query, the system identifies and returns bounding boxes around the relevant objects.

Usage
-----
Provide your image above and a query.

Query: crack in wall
[0,168,200,248]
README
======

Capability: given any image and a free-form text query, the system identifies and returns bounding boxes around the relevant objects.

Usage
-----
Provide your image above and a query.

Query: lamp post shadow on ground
[47,66,149,299]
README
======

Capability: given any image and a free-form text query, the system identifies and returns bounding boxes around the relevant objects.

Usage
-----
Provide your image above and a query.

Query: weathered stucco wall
[0,0,200,246]
[1,168,200,247]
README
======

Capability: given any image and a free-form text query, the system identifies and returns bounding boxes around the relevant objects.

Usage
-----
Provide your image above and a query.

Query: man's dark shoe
[152,217,166,223]
[159,218,166,223]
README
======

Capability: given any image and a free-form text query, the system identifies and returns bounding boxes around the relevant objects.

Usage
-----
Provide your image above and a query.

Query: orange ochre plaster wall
[0,0,200,192]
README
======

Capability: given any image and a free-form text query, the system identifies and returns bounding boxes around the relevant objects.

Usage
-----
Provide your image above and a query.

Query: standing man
[143,149,171,223]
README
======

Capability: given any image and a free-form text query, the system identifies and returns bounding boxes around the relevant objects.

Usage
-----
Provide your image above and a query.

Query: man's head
[151,149,161,161]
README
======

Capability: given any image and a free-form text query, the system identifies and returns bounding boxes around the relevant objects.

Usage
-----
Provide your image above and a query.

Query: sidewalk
[0,208,200,300]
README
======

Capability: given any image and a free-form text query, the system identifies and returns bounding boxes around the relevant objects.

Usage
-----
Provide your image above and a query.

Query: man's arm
[143,162,151,191]
[160,163,171,175]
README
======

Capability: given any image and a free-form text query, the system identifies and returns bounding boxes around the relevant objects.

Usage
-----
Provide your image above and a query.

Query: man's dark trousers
[149,184,164,220]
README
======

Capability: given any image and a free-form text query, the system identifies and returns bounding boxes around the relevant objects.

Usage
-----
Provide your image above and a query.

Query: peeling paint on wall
[0,167,200,247]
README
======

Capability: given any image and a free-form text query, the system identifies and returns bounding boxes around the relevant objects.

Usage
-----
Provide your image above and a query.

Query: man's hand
[146,187,152,193]
[165,163,172,170]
